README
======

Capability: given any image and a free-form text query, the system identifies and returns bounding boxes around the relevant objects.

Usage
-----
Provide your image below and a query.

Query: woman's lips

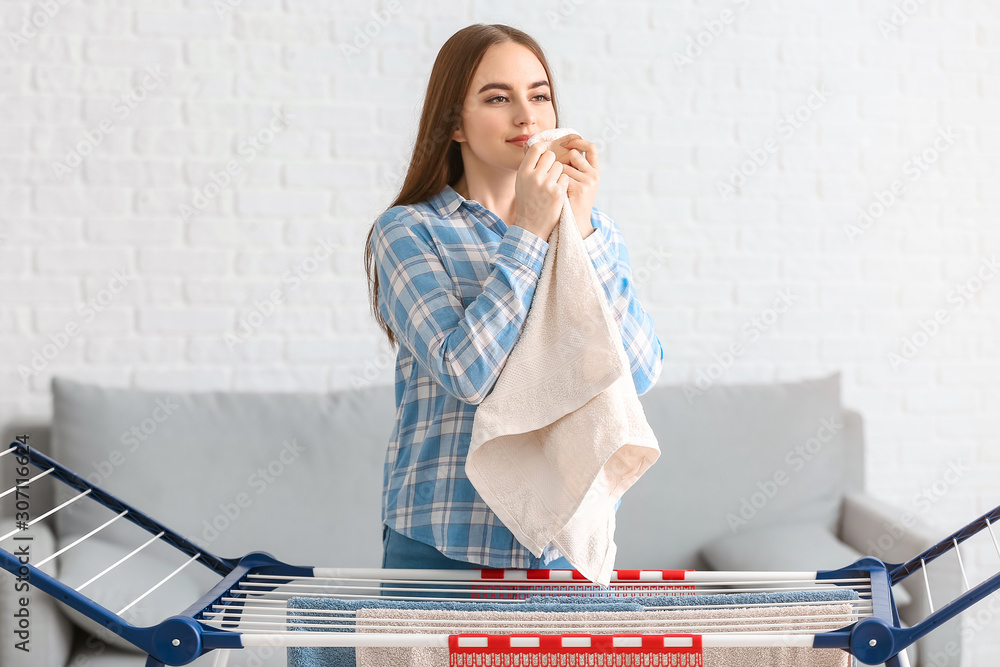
[508,138,527,147]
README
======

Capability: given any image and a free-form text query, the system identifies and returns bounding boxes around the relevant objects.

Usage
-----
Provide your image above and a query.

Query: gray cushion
[617,372,847,568]
[699,520,913,607]
[50,376,396,607]
[700,521,863,571]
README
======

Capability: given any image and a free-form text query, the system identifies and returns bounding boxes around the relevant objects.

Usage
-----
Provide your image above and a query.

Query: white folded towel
[466,127,660,586]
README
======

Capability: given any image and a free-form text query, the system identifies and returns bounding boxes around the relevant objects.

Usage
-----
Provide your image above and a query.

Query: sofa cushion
[699,520,913,607]
[50,377,397,592]
[700,521,863,571]
[617,372,848,568]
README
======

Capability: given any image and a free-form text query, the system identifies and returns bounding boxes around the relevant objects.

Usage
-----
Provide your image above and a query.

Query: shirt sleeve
[582,206,664,395]
[372,206,549,405]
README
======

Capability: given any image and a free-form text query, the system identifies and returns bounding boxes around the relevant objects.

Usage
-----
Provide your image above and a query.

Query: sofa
[0,372,961,667]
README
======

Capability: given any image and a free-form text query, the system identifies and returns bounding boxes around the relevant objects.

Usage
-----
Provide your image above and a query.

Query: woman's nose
[514,100,535,126]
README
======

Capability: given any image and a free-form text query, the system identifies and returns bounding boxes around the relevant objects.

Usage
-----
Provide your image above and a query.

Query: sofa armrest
[839,492,963,667]
[0,518,76,667]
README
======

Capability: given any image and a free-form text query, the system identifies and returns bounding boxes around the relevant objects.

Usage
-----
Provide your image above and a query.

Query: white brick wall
[1,0,999,662]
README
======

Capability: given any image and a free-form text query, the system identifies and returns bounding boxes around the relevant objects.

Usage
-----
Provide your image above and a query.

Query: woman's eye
[486,94,551,104]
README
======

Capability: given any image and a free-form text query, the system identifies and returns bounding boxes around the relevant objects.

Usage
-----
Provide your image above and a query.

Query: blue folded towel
[527,588,861,607]
[286,596,646,667]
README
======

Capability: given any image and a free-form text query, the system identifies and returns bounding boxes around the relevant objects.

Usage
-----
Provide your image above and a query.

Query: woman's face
[452,42,557,172]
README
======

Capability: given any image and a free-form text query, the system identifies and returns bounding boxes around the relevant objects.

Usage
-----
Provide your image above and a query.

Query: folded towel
[467,127,660,586]
[354,607,671,667]
[527,588,861,607]
[355,603,854,667]
[285,595,644,667]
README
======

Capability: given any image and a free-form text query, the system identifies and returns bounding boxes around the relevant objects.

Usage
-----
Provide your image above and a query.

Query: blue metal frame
[2,440,999,667]
[0,441,312,666]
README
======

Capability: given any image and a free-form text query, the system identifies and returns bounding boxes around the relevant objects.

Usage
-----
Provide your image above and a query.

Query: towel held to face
[466,127,660,587]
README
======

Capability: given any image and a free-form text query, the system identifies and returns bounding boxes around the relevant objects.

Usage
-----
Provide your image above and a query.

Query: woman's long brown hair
[364,23,560,349]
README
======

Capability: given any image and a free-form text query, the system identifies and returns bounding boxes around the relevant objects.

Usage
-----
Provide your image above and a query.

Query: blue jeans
[380,525,574,598]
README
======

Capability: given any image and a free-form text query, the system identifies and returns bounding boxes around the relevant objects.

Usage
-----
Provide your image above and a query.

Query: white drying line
[78,531,165,592]
[239,576,868,591]
[0,488,91,542]
[953,538,970,592]
[249,572,870,587]
[118,552,202,615]
[986,518,1000,561]
[37,511,129,568]
[921,558,934,613]
[214,618,859,635]
[0,468,55,501]
[308,568,829,582]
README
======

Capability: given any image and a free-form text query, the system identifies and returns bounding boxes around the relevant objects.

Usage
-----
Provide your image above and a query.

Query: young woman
[364,24,663,573]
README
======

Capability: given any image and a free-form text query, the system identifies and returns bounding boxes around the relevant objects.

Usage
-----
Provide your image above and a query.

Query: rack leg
[885,647,913,667]
[212,650,232,667]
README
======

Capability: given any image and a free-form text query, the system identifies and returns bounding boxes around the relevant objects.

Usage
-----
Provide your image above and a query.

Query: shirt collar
[429,184,464,217]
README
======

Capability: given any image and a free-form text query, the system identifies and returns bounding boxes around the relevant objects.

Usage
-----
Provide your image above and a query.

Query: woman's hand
[512,141,571,242]
[554,136,600,239]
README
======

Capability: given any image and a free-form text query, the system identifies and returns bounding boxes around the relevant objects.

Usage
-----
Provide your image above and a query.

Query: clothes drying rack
[1,441,998,667]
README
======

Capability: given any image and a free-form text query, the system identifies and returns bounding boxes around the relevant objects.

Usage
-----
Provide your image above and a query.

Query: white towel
[354,604,855,667]
[466,127,659,586]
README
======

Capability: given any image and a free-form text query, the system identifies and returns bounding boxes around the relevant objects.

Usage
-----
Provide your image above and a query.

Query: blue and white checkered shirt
[371,184,663,568]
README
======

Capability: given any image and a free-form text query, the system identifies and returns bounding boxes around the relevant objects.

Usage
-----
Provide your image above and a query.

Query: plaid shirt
[371,184,663,568]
